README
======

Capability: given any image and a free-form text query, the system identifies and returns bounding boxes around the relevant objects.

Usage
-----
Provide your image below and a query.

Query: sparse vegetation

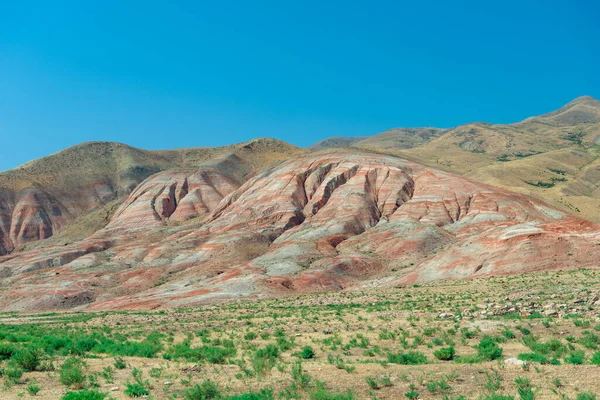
[0,268,599,398]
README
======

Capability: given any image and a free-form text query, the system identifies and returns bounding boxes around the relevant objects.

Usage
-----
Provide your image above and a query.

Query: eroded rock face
[108,170,241,230]
[0,150,599,311]
[0,189,70,255]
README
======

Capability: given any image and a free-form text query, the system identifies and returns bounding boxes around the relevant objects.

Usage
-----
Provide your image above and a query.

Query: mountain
[0,139,301,255]
[312,96,600,222]
[0,147,598,311]
[309,128,443,151]
[1,97,599,311]
[308,136,365,149]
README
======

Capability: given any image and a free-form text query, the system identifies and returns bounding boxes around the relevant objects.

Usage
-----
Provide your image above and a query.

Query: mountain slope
[0,149,598,311]
[0,139,301,254]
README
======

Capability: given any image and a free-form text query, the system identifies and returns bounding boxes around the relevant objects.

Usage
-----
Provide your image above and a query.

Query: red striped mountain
[0,149,598,311]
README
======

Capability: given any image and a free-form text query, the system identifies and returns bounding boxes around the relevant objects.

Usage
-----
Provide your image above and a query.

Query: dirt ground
[2,268,600,399]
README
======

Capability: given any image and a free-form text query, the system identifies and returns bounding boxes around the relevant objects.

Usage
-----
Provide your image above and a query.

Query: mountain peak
[526,95,600,125]
[561,95,600,108]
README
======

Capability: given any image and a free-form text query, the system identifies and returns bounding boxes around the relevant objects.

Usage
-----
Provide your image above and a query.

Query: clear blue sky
[1,1,598,171]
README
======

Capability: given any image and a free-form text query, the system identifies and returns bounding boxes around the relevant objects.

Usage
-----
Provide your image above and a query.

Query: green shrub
[72,337,98,356]
[299,346,315,359]
[26,382,41,396]
[516,327,531,335]
[227,389,274,399]
[577,393,596,400]
[387,351,427,365]
[308,381,355,400]
[502,330,516,339]
[276,336,295,351]
[475,338,503,361]
[564,350,585,365]
[166,343,236,364]
[517,353,548,364]
[591,352,600,365]
[62,389,108,400]
[426,379,451,394]
[12,347,43,371]
[366,376,379,390]
[433,347,455,361]
[515,377,534,400]
[291,361,311,388]
[183,380,221,399]
[579,332,600,349]
[4,361,24,384]
[455,355,482,364]
[253,344,281,375]
[101,366,114,383]
[59,357,87,388]
[114,357,126,369]
[0,343,17,360]
[124,381,150,397]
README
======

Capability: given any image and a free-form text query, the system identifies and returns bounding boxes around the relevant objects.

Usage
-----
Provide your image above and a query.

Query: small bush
[579,332,599,350]
[59,358,87,388]
[515,377,534,400]
[299,346,315,359]
[27,382,41,396]
[166,343,237,364]
[577,393,596,400]
[114,357,126,369]
[517,353,548,364]
[387,351,427,365]
[455,355,482,364]
[308,381,355,400]
[62,389,109,400]
[475,338,503,361]
[4,362,24,384]
[124,381,150,397]
[227,389,274,400]
[426,379,451,394]
[0,343,17,360]
[564,350,585,365]
[12,347,43,371]
[183,380,221,400]
[433,347,455,361]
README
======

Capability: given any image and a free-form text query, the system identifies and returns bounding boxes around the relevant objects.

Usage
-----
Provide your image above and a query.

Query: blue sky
[1,1,599,171]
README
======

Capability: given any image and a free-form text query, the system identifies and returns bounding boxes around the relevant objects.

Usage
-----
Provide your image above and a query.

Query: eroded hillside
[0,149,598,311]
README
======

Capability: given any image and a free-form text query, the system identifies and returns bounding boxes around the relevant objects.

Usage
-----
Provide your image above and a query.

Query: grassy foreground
[2,268,600,399]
